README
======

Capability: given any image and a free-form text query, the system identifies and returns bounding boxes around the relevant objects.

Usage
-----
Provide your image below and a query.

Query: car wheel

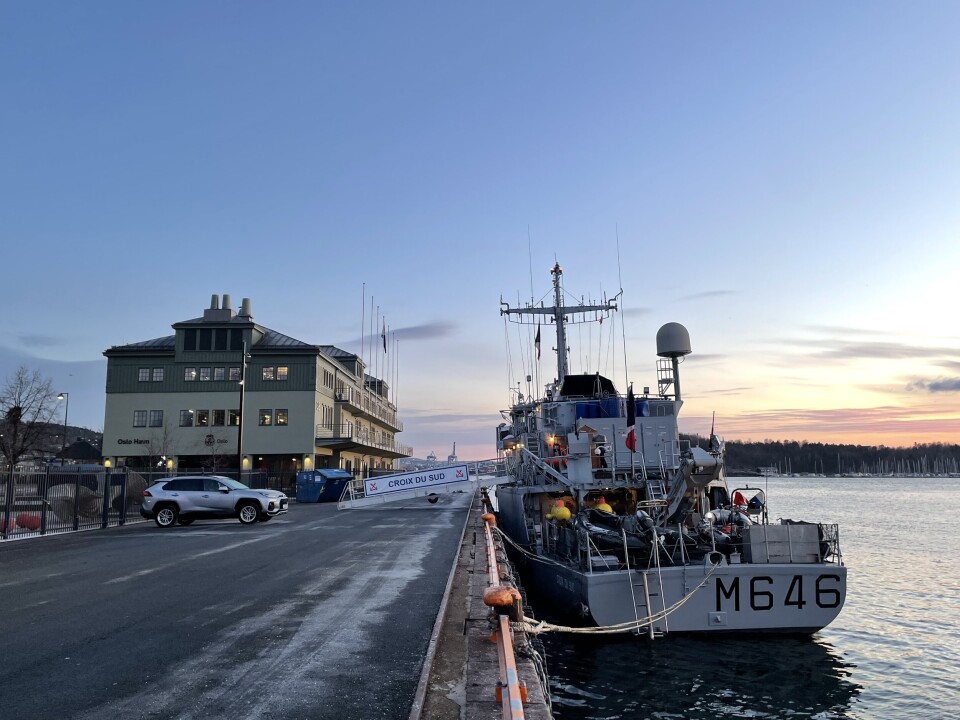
[155,505,179,528]
[238,502,259,524]
[178,518,195,526]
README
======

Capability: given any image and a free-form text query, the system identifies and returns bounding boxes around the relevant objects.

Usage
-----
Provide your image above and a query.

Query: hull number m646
[716,574,842,612]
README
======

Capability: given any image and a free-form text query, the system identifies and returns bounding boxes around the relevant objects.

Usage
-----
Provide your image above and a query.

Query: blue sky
[3,2,960,460]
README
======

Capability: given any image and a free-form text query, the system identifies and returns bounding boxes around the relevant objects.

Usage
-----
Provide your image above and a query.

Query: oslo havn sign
[363,464,471,497]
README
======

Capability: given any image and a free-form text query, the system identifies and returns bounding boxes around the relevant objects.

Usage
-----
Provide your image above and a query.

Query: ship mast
[501,262,618,387]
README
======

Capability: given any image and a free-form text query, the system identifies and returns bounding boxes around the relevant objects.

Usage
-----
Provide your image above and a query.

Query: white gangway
[337,460,508,509]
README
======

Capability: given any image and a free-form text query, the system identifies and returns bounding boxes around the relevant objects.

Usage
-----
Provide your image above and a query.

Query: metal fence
[1,466,149,540]
[0,466,295,541]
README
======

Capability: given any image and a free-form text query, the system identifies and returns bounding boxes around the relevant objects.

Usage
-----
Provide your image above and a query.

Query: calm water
[538,476,960,719]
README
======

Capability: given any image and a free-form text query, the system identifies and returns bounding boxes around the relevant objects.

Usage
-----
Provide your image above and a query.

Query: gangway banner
[363,464,471,496]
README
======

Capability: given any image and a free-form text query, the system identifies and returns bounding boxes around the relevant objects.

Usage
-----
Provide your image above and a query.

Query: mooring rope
[492,525,722,635]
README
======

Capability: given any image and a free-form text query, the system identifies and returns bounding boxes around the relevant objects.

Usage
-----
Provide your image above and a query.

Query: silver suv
[140,475,288,527]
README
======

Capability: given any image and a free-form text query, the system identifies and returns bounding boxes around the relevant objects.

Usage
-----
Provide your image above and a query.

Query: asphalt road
[0,493,472,720]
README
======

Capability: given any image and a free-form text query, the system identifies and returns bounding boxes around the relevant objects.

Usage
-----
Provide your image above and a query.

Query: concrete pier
[416,493,553,720]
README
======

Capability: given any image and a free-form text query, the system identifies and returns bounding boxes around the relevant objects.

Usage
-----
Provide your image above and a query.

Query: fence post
[101,468,111,529]
[40,465,50,535]
[2,468,13,539]
[72,469,81,531]
[117,469,128,526]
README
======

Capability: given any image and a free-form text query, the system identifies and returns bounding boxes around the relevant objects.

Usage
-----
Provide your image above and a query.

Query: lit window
[149,410,163,427]
[213,409,225,426]
[196,410,209,427]
[180,410,194,427]
[259,409,273,426]
[228,409,239,426]
[229,367,241,381]
[184,367,197,382]
[262,367,275,381]
[214,367,225,381]
[133,410,147,427]
[199,367,212,381]
[138,368,150,382]
[276,409,288,426]
[277,366,288,381]
[152,368,164,382]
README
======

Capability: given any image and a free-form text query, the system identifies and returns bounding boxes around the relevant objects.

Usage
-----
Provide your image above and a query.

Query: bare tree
[141,421,175,474]
[0,366,59,467]
[203,432,228,472]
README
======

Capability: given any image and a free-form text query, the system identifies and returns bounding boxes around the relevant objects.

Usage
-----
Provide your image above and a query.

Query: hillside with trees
[683,434,960,476]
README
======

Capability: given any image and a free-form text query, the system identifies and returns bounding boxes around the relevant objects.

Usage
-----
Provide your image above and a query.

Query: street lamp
[237,341,249,481]
[57,392,69,465]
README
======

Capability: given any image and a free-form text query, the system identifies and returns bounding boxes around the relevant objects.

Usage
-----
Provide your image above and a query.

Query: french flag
[625,384,636,453]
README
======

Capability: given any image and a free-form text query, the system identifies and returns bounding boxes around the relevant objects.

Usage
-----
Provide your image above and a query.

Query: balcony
[334,388,403,432]
[315,423,412,459]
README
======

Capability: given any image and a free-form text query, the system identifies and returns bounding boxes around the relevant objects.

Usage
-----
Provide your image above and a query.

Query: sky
[3,2,960,461]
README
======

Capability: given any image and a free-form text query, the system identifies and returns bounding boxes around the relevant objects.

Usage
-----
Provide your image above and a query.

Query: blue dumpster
[295,469,353,503]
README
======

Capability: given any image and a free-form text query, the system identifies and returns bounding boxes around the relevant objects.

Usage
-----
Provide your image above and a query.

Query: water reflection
[543,632,862,719]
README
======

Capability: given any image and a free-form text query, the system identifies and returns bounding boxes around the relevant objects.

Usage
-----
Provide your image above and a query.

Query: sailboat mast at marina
[495,262,847,635]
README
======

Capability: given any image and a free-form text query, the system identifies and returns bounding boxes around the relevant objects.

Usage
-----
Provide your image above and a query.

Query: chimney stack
[240,298,252,318]
[222,294,232,310]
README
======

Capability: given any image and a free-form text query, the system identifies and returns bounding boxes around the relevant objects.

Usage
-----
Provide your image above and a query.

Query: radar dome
[656,322,692,358]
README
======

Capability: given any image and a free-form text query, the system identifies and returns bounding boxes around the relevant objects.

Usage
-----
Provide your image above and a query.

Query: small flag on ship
[625,384,636,453]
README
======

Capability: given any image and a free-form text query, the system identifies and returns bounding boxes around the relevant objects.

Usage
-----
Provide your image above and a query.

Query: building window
[199,367,211,381]
[152,368,164,382]
[276,409,288,426]
[184,328,197,350]
[213,409,225,426]
[184,367,197,382]
[214,329,227,351]
[180,410,194,427]
[259,409,273,426]
[196,410,209,427]
[214,367,225,381]
[133,410,147,427]
[228,409,239,426]
[199,328,212,351]
[229,367,241,381]
[262,367,275,381]
[277,366,288,381]
[149,410,163,427]
[138,368,150,382]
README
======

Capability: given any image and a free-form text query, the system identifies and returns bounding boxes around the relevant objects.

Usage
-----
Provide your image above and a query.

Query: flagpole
[360,283,366,375]
[368,296,374,399]
[627,382,636,480]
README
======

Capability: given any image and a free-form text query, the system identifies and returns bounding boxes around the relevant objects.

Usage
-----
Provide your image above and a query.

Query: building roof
[105,324,319,355]
[318,345,359,359]
[258,327,317,350]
